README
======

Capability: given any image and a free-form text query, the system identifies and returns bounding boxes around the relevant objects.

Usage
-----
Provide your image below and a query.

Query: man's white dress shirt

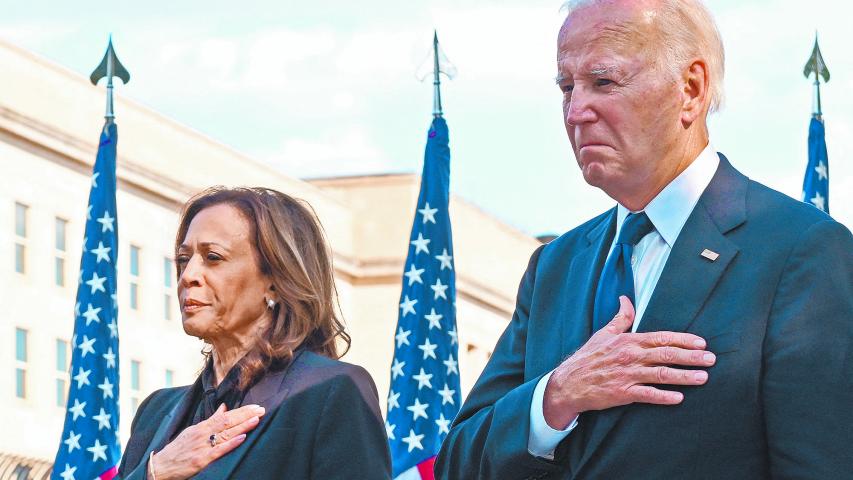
[527,144,720,459]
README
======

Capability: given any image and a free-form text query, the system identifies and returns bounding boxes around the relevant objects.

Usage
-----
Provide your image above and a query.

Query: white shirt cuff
[527,370,578,459]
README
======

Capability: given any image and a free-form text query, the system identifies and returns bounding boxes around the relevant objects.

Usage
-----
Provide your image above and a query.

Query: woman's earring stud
[266,298,276,309]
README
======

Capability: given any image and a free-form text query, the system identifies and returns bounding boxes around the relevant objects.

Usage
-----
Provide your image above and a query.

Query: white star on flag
[93,408,112,430]
[69,398,87,420]
[815,161,828,181]
[438,383,456,405]
[418,203,438,224]
[443,354,459,375]
[412,368,434,390]
[63,431,82,453]
[435,248,453,270]
[395,327,411,347]
[97,378,114,399]
[96,211,115,233]
[86,439,108,462]
[59,464,77,480]
[391,359,406,379]
[82,304,102,326]
[388,390,401,411]
[385,421,396,440]
[103,347,116,368]
[435,413,451,435]
[411,233,431,255]
[448,327,458,346]
[403,264,425,286]
[90,241,111,263]
[78,336,96,358]
[810,191,826,211]
[430,278,449,300]
[418,338,438,360]
[107,319,118,338]
[406,398,429,421]
[73,371,91,391]
[402,429,425,452]
[424,308,443,330]
[86,272,107,295]
[399,296,417,317]
[91,172,100,188]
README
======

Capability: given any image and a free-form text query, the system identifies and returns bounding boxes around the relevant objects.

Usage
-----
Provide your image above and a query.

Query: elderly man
[435,1,853,479]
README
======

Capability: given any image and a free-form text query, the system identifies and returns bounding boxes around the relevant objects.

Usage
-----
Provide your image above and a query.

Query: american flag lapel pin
[701,249,720,261]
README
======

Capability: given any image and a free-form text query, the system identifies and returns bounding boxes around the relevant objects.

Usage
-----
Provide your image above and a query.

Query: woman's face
[176,203,271,345]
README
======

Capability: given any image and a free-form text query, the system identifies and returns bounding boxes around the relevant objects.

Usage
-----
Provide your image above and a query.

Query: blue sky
[1,0,850,236]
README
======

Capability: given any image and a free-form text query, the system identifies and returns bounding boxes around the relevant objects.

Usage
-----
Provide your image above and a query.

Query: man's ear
[681,59,709,128]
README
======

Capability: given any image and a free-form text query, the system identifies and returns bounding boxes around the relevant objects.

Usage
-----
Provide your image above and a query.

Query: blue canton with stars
[386,117,461,478]
[52,122,121,480]
[802,116,830,214]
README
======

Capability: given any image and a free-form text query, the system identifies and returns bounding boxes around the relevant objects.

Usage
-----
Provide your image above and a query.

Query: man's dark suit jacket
[435,155,853,479]
[118,350,392,479]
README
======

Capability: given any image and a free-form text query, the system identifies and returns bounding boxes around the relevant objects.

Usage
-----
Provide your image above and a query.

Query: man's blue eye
[596,79,613,86]
[561,85,574,93]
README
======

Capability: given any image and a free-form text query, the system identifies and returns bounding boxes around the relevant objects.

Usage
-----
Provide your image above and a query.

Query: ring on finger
[209,433,219,447]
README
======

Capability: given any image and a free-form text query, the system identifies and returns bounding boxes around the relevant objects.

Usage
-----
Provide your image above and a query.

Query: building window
[130,245,140,310]
[14,203,27,274]
[163,257,173,320]
[15,328,27,399]
[55,218,68,287]
[165,369,174,388]
[131,360,141,414]
[56,339,69,407]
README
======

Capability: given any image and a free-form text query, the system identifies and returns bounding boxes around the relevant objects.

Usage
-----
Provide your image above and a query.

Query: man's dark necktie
[592,212,655,332]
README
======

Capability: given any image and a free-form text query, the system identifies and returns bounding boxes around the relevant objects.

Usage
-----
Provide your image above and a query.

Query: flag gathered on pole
[802,35,830,214]
[52,38,127,480]
[52,122,121,480]
[803,117,829,213]
[386,114,461,479]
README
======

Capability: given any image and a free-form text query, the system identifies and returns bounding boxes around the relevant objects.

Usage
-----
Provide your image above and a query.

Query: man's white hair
[563,0,726,113]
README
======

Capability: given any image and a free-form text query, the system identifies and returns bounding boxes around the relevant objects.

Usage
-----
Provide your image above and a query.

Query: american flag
[52,122,121,480]
[802,116,830,214]
[386,117,461,479]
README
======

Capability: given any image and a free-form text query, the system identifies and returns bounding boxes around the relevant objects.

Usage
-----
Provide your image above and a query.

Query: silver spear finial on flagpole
[90,35,131,125]
[433,31,443,118]
[804,32,830,121]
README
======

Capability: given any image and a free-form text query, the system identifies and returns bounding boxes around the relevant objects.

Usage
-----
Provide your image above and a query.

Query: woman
[118,187,391,479]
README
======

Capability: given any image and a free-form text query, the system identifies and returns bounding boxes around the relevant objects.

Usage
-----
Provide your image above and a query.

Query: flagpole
[432,31,443,118]
[801,33,830,214]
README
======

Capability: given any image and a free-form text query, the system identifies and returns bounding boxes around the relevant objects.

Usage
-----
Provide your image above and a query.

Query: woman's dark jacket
[117,350,392,479]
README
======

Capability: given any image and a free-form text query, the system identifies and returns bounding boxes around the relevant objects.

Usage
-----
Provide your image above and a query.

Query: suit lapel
[193,351,306,480]
[139,379,201,467]
[559,210,616,359]
[573,154,748,475]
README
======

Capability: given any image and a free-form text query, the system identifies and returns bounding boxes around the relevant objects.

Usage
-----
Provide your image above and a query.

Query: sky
[1,0,850,236]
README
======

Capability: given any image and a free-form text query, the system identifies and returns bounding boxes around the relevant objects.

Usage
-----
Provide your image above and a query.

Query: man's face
[558,2,685,203]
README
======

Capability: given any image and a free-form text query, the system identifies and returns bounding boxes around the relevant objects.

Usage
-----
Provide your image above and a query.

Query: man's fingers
[217,415,261,443]
[605,296,636,334]
[644,346,716,367]
[637,330,707,350]
[624,385,684,405]
[634,366,709,386]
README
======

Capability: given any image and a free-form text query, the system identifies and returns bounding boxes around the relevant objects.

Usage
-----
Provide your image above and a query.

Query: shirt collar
[616,142,720,247]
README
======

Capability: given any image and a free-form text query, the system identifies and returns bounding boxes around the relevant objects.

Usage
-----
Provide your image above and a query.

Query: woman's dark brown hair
[175,187,351,389]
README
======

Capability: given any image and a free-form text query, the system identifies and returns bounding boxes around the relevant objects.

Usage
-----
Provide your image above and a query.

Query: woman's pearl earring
[266,298,276,309]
